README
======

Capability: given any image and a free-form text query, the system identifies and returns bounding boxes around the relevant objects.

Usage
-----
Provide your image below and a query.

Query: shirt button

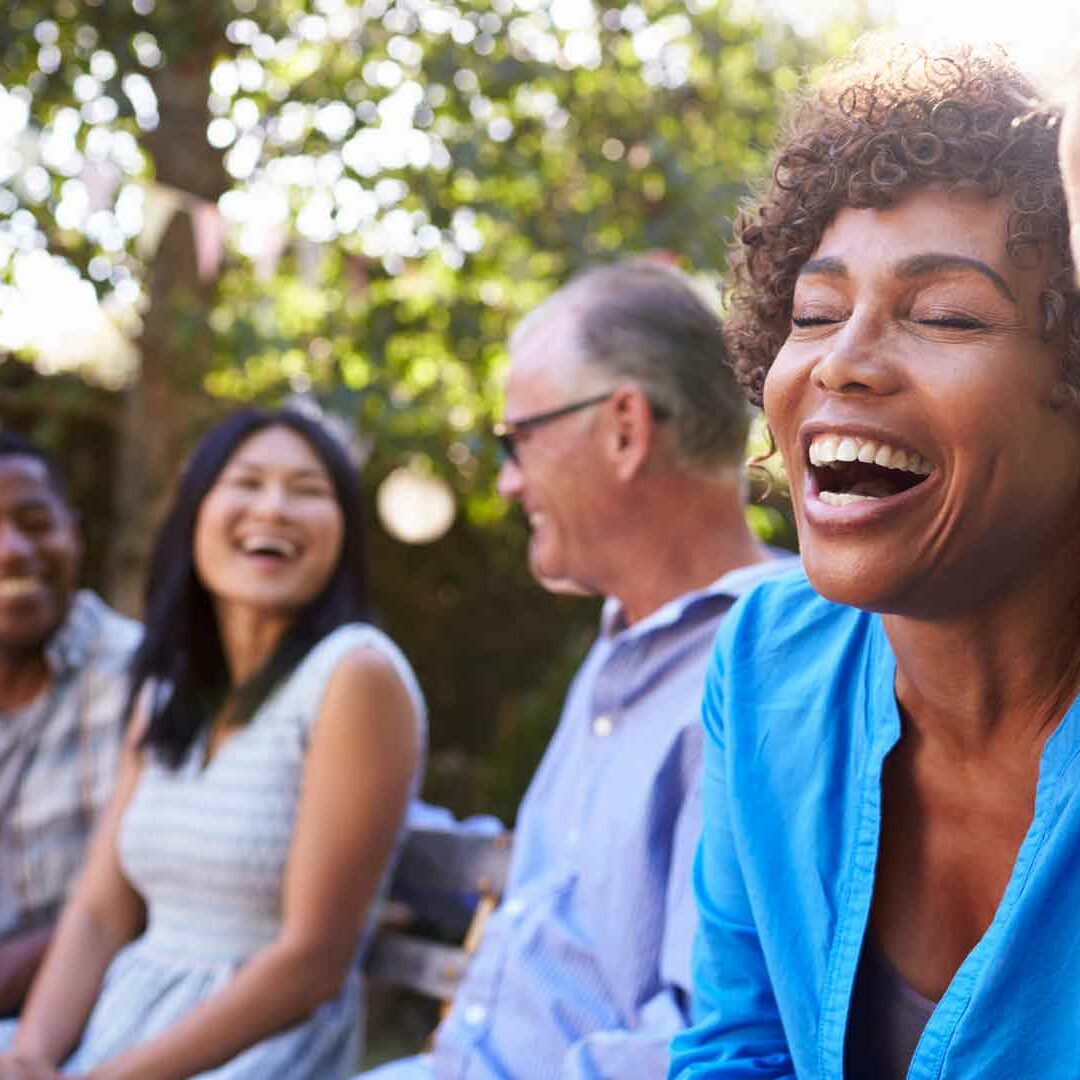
[463,1003,487,1026]
[592,713,614,737]
[504,898,525,917]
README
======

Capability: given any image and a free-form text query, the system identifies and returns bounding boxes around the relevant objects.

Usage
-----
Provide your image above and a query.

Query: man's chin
[535,574,598,597]
[0,601,65,652]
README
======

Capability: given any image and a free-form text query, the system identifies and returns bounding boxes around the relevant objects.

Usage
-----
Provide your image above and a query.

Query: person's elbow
[275,936,357,1013]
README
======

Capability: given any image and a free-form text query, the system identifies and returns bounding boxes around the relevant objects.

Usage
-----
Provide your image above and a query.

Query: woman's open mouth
[807,433,932,506]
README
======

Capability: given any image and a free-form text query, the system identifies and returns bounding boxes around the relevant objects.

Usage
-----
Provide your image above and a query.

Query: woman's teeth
[819,491,874,506]
[808,433,931,476]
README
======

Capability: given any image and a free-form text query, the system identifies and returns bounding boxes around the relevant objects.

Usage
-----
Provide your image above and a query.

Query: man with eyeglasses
[361,258,794,1079]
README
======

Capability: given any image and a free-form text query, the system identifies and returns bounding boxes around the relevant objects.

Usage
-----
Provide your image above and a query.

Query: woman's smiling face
[764,187,1080,618]
[193,424,345,618]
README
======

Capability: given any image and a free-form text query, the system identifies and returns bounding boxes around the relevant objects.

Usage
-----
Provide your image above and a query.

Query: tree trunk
[105,46,228,615]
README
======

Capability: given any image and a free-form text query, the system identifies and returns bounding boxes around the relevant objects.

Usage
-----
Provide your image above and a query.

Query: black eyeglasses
[492,392,614,464]
[493,390,670,464]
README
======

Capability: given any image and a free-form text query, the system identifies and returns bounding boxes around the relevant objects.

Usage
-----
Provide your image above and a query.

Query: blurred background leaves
[0,0,844,817]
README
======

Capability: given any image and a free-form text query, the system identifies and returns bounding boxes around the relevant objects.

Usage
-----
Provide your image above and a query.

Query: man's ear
[607,385,655,482]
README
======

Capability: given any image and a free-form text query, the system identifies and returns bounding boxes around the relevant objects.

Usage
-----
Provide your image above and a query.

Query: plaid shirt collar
[43,590,106,678]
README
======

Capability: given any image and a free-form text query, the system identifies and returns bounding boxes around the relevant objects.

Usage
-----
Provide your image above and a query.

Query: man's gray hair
[561,258,750,469]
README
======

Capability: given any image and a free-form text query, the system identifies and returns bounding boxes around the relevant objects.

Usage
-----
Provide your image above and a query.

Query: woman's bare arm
[73,648,421,1080]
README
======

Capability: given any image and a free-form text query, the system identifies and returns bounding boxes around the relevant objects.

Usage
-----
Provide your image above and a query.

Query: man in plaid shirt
[0,432,140,1014]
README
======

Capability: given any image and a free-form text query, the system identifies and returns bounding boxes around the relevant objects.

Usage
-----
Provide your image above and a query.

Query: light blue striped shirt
[424,558,794,1080]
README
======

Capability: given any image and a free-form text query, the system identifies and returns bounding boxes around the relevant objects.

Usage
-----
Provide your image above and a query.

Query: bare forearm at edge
[13,909,129,1062]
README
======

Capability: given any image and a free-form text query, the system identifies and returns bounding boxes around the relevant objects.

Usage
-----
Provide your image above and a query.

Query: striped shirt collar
[43,590,109,676]
[599,553,800,641]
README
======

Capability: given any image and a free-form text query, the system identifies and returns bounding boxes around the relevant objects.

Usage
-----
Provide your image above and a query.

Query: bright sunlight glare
[764,0,1080,99]
[884,0,1080,96]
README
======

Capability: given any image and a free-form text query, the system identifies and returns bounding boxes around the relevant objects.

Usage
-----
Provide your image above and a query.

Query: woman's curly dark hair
[726,37,1080,406]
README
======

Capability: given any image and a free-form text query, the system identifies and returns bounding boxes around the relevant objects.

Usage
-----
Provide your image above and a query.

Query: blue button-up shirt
[671,569,1080,1079]
[424,559,793,1080]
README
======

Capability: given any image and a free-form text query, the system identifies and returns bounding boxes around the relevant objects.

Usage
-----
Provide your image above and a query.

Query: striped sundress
[0,622,426,1078]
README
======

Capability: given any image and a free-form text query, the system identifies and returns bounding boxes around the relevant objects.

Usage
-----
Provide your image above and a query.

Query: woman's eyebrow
[894,253,1018,304]
[796,256,847,280]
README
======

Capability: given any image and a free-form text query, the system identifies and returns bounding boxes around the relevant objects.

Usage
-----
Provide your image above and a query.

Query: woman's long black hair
[127,407,369,766]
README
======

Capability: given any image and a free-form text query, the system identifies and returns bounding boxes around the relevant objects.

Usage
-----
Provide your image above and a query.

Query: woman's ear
[1049,379,1080,414]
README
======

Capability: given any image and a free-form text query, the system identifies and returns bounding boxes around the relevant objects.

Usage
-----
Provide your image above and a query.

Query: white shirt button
[463,1003,487,1026]
[567,827,580,848]
[592,713,614,737]
[504,898,525,917]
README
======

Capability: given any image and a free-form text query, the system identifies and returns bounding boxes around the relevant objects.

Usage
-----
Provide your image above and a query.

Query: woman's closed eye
[227,474,263,491]
[914,314,987,330]
[909,300,991,330]
[290,484,333,499]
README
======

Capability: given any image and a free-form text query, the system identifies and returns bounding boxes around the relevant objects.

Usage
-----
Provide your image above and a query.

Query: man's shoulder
[73,591,142,670]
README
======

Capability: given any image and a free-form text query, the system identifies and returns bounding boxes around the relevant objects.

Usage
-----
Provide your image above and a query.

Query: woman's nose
[810,314,901,398]
[250,483,291,517]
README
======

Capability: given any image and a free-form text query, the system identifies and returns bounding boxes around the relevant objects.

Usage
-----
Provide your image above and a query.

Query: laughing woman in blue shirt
[671,40,1080,1080]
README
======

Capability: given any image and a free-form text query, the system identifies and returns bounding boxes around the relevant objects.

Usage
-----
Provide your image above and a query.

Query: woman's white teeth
[819,491,875,506]
[808,433,930,475]
[240,536,297,557]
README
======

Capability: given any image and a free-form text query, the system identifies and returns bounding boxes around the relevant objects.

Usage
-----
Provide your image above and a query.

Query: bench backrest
[367,826,513,1003]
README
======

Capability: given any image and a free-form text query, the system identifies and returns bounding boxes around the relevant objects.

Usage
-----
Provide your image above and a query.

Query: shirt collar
[44,590,104,676]
[599,553,799,642]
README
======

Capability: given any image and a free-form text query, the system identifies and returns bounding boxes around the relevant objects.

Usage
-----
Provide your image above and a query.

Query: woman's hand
[0,1051,62,1080]
[1062,77,1080,280]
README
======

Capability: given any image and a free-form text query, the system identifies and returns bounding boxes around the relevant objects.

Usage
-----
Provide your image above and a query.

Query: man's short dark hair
[565,258,750,469]
[0,430,70,502]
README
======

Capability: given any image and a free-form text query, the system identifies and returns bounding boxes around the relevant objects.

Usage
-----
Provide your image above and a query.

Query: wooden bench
[367,825,513,1005]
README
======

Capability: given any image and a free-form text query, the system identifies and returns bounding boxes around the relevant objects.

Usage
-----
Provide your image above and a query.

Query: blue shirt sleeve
[668,630,796,1079]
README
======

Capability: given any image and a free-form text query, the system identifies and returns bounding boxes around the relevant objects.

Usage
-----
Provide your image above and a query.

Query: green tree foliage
[0,0,839,810]
[1,0,843,500]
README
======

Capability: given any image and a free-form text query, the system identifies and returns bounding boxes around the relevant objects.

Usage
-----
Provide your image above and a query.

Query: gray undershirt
[844,937,937,1079]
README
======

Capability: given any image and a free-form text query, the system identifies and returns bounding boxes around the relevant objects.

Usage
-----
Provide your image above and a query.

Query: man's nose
[496,458,523,501]
[0,520,35,565]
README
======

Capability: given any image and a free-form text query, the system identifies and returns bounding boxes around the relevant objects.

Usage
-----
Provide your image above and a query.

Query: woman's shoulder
[707,570,886,821]
[290,622,427,725]
[717,565,868,656]
[714,566,878,695]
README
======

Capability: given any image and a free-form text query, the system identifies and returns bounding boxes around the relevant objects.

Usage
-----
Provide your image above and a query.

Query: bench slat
[367,932,470,1002]
[390,828,512,899]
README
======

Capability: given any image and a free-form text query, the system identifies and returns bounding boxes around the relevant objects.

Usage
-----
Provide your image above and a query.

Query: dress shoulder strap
[283,624,427,740]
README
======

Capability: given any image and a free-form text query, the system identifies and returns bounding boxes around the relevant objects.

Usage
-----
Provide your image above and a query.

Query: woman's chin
[800,548,911,614]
